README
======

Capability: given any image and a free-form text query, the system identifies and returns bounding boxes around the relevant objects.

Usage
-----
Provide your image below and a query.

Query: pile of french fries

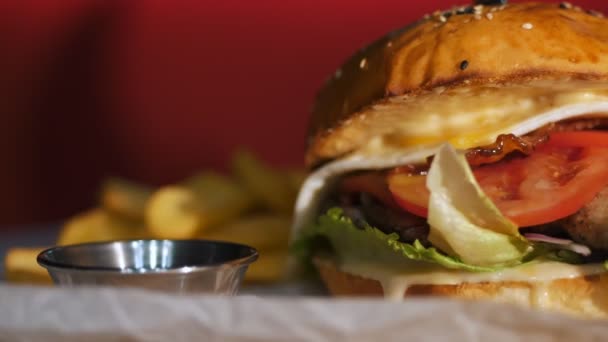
[4,150,305,285]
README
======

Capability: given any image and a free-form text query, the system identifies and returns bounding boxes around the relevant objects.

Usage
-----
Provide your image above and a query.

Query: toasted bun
[314,256,608,319]
[307,3,608,167]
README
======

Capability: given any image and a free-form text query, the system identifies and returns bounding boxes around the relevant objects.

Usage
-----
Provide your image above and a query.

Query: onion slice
[524,233,591,256]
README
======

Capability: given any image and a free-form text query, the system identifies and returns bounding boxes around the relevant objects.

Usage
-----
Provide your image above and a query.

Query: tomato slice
[386,174,429,217]
[386,131,608,227]
[547,131,608,148]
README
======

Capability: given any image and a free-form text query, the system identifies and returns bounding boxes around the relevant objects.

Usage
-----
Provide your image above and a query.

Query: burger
[291,1,608,318]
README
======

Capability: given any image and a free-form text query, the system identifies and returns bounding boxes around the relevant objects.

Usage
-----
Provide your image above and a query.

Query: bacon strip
[465,133,548,167]
[420,133,549,171]
[390,119,608,175]
[465,118,608,166]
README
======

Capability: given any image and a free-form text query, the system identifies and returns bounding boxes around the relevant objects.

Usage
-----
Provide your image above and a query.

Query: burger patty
[338,193,429,245]
[561,186,608,250]
[359,194,429,245]
[340,185,608,252]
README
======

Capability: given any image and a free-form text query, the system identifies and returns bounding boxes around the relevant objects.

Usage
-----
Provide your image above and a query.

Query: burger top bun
[306,2,608,168]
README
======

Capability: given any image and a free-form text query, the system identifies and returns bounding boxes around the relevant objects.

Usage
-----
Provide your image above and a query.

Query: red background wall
[1,0,607,226]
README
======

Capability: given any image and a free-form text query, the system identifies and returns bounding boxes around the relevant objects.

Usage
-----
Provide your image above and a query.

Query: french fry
[199,214,292,250]
[145,172,254,239]
[4,247,52,284]
[181,171,252,201]
[232,150,296,214]
[58,208,145,245]
[100,178,153,220]
[244,249,288,283]
[145,186,201,239]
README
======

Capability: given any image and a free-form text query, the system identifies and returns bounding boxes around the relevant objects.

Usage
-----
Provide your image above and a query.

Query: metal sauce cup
[37,239,258,295]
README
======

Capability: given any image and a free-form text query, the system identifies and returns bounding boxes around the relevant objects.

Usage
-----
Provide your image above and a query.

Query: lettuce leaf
[292,207,590,275]
[292,208,501,272]
[426,144,531,266]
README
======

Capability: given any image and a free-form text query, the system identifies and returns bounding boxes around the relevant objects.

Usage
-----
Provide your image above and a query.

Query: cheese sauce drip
[530,282,552,310]
[339,261,606,302]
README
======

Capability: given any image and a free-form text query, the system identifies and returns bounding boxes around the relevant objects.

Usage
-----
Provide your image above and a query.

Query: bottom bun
[314,256,608,319]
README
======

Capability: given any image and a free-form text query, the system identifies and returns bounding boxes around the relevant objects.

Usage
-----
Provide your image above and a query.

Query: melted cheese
[339,260,606,304]
[365,80,608,152]
[292,81,608,239]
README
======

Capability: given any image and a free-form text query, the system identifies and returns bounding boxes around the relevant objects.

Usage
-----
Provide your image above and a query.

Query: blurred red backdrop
[1,0,607,226]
